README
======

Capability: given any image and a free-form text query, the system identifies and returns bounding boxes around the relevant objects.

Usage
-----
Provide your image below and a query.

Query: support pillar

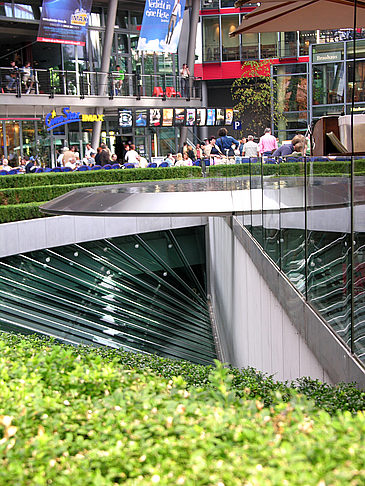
[200,80,208,141]
[179,0,200,149]
[91,0,118,149]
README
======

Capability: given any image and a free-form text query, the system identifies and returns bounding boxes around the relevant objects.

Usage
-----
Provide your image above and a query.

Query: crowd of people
[0,127,309,175]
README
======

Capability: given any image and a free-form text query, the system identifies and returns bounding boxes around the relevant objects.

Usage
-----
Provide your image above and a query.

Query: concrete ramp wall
[208,216,365,386]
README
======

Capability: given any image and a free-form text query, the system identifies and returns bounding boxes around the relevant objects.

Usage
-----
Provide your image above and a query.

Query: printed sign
[207,108,216,126]
[216,109,225,126]
[150,108,161,126]
[313,51,342,63]
[162,108,174,126]
[137,0,186,53]
[186,108,196,126]
[196,108,206,126]
[225,109,233,126]
[174,108,185,126]
[37,0,92,46]
[118,109,133,128]
[233,121,242,130]
[136,109,148,127]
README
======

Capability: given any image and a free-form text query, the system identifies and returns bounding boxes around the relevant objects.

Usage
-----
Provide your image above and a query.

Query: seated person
[0,158,11,172]
[21,61,35,93]
[164,153,175,166]
[65,157,79,170]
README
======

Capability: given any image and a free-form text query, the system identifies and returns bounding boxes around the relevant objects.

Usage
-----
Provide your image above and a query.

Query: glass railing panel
[262,160,281,266]
[249,157,264,245]
[353,156,365,362]
[280,158,306,291]
[306,156,352,348]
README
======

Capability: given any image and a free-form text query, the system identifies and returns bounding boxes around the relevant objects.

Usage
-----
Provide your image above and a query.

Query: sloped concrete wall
[207,216,364,385]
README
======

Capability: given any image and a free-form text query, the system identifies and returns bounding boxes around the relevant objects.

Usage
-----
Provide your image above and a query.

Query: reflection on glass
[221,15,239,61]
[312,63,344,105]
[306,158,351,348]
[241,33,259,60]
[202,17,220,62]
[347,61,365,103]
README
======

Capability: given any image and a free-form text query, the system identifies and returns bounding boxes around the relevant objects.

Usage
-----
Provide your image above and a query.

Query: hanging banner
[37,0,93,46]
[137,0,186,53]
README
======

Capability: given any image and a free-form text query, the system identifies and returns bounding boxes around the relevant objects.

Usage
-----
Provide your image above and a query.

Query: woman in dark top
[215,128,239,157]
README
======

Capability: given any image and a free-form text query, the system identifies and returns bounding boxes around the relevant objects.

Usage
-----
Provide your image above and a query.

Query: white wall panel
[208,216,331,383]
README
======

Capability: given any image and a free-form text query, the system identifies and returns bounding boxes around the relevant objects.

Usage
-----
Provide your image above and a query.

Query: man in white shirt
[242,135,259,158]
[125,144,139,165]
[85,143,96,159]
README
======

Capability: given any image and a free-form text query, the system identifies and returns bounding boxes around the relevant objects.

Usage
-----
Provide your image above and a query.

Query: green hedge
[0,167,202,189]
[207,160,365,178]
[0,201,47,223]
[0,332,364,485]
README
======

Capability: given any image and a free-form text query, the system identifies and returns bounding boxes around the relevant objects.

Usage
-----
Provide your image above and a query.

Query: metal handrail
[0,67,202,99]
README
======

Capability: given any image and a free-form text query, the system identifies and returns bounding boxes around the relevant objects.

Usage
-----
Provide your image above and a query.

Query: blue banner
[137,0,186,53]
[37,0,92,46]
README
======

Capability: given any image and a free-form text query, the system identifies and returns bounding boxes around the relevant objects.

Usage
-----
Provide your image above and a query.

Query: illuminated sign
[44,107,104,131]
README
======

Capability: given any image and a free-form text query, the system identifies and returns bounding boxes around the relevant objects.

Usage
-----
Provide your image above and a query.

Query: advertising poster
[185,108,196,126]
[225,109,233,125]
[135,109,148,127]
[37,0,92,46]
[196,108,206,126]
[162,108,174,126]
[207,108,216,126]
[174,108,185,126]
[137,0,186,54]
[216,109,225,126]
[150,108,161,126]
[118,109,133,128]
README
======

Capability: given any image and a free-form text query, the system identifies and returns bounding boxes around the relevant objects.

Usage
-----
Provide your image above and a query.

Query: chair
[91,165,102,170]
[0,170,8,175]
[76,165,89,171]
[103,164,112,170]
[123,163,135,169]
[44,168,52,172]
[193,161,201,166]
[265,158,277,164]
[203,159,210,167]
[159,161,169,167]
[51,167,62,172]
[61,167,72,172]
[8,169,19,174]
[111,163,120,169]
[165,86,181,98]
[147,163,157,168]
[152,86,164,97]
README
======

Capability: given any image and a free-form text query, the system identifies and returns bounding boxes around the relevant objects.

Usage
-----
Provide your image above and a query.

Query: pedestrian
[242,135,259,158]
[258,128,278,156]
[180,63,190,97]
[215,128,239,158]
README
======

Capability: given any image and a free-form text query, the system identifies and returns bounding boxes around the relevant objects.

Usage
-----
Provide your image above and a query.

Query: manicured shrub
[0,167,202,190]
[0,201,47,223]
[0,332,364,485]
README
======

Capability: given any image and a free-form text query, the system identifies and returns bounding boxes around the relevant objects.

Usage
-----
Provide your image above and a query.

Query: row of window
[201,15,365,62]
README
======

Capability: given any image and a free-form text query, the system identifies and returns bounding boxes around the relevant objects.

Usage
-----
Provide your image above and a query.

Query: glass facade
[0,226,217,365]
[232,157,365,364]
[310,39,365,125]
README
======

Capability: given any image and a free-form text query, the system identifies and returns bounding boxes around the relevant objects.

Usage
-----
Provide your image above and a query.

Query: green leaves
[0,333,364,485]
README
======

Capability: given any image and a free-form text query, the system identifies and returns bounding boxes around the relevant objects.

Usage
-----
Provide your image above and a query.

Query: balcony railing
[0,67,202,100]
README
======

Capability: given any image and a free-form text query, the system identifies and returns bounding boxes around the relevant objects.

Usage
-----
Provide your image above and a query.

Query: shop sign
[44,107,104,131]
[313,51,342,63]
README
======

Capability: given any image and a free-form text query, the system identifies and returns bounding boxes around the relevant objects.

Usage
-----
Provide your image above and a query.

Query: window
[260,32,277,59]
[221,15,239,61]
[202,17,220,62]
[278,32,297,58]
[241,33,259,60]
[312,63,344,105]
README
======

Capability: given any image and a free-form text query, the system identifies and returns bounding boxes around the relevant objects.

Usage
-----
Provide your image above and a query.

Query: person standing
[242,135,259,158]
[180,64,190,98]
[5,60,19,92]
[215,128,239,158]
[258,128,278,156]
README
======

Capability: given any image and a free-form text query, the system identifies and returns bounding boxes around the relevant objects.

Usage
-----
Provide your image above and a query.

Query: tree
[231,60,285,137]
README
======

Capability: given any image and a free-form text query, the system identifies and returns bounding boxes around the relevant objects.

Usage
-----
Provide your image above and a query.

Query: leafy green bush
[0,332,364,485]
[0,167,202,190]
[0,201,48,223]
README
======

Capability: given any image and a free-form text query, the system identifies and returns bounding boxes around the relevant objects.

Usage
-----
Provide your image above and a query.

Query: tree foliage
[232,60,285,137]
